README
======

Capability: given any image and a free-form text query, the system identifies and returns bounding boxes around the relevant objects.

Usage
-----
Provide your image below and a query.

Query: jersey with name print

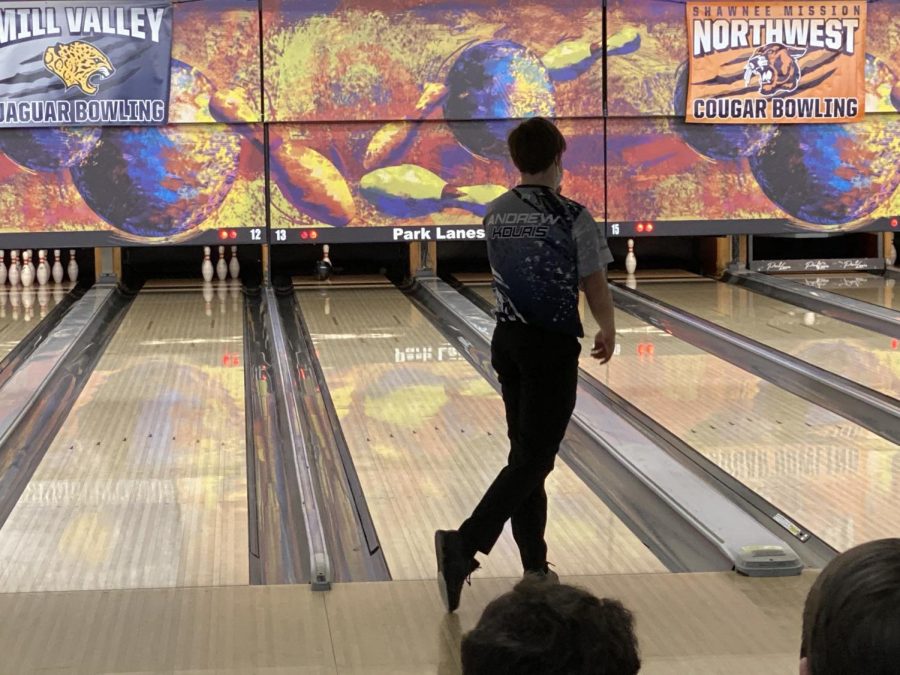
[485,185,612,337]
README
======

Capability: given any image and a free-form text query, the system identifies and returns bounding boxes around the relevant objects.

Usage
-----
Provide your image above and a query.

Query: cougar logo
[44,41,115,96]
[743,43,805,97]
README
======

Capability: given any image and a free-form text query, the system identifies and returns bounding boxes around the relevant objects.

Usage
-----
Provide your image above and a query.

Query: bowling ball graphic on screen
[749,117,900,227]
[0,127,101,172]
[443,40,555,161]
[671,62,776,161]
[70,61,242,240]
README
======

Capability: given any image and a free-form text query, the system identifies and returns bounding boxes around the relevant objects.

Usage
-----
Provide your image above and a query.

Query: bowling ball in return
[671,61,776,161]
[0,127,101,172]
[70,61,243,239]
[749,117,900,227]
[443,40,555,160]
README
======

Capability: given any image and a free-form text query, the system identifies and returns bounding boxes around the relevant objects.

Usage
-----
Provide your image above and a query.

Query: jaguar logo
[744,43,805,97]
[44,41,115,96]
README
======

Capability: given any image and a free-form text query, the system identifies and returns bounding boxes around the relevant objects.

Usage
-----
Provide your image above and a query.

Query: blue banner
[0,1,172,127]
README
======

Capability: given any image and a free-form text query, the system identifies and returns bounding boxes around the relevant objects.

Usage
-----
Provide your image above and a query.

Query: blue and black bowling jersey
[485,185,613,338]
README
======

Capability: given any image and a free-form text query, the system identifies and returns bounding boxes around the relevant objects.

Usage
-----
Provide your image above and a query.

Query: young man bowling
[435,117,617,612]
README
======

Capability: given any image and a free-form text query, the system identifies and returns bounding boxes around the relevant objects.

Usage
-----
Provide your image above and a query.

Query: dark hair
[802,538,900,675]
[461,580,640,675]
[507,117,566,174]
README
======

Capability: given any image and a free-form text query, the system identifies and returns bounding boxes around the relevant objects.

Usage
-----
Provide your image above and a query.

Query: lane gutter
[263,286,332,590]
[243,288,311,585]
[0,282,133,531]
[0,284,85,390]
[283,289,391,582]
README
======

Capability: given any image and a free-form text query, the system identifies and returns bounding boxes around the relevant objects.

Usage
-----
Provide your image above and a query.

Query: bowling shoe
[523,564,559,585]
[435,529,480,613]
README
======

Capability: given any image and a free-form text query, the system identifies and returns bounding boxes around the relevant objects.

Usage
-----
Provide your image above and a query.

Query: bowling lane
[787,274,898,312]
[0,286,248,592]
[635,279,900,400]
[297,287,666,580]
[0,286,68,360]
[471,283,900,553]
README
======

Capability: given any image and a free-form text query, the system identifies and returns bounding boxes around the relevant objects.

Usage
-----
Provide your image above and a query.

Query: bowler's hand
[591,330,615,364]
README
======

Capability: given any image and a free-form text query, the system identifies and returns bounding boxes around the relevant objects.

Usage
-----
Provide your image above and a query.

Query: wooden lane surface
[297,287,666,580]
[0,571,817,673]
[636,279,900,400]
[0,289,249,592]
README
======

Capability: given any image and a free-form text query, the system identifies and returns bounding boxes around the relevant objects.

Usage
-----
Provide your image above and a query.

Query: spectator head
[508,117,566,180]
[800,538,900,675]
[461,579,640,675]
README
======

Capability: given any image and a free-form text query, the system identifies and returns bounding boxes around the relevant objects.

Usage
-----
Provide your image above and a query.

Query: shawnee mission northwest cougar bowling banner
[686,1,866,124]
[0,1,172,127]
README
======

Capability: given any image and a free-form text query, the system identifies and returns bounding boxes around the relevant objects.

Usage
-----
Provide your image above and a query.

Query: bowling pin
[37,286,49,319]
[229,279,240,310]
[542,37,601,82]
[207,88,357,228]
[270,138,356,227]
[216,280,227,314]
[8,251,20,287]
[202,246,214,282]
[24,250,35,279]
[888,241,897,267]
[52,249,64,284]
[229,246,240,280]
[20,251,34,288]
[361,164,448,202]
[364,122,416,170]
[315,245,333,281]
[363,83,447,169]
[22,287,35,321]
[216,246,228,281]
[67,250,78,283]
[10,287,20,321]
[203,281,214,317]
[36,250,50,286]
[625,239,637,274]
[0,250,6,286]
[608,27,641,56]
[449,183,508,215]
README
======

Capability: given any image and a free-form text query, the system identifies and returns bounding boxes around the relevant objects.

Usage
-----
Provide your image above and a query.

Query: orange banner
[686,1,866,124]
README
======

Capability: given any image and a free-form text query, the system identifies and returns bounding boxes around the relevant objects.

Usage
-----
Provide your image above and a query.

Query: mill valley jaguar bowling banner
[686,1,867,124]
[0,1,172,127]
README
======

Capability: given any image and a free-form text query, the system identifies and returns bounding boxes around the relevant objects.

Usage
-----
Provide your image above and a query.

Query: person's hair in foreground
[800,538,900,675]
[507,117,567,175]
[461,580,640,675]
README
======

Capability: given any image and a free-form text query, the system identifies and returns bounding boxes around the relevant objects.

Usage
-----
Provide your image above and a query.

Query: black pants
[458,321,580,571]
